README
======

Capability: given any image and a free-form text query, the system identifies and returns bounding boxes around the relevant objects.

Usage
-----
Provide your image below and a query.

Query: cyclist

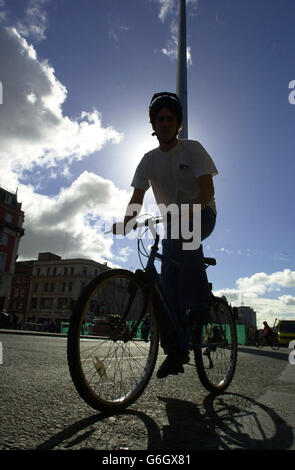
[112,92,218,378]
[262,321,274,345]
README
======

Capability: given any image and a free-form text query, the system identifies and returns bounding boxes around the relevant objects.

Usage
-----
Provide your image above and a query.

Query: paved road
[0,331,294,451]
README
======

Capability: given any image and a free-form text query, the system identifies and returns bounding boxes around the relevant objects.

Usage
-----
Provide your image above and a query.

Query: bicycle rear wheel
[67,269,159,412]
[193,297,238,394]
[271,336,280,350]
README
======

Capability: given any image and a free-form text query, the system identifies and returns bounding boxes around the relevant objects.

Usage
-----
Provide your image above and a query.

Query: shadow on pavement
[37,392,293,450]
[36,409,161,451]
[157,392,293,450]
[238,346,288,362]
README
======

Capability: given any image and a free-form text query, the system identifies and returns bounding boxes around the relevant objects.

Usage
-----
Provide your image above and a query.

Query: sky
[0,0,295,328]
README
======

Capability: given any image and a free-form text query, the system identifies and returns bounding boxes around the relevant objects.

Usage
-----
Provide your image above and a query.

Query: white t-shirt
[130,139,218,215]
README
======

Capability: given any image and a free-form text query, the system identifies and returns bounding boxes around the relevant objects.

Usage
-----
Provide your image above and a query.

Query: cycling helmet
[149,92,183,128]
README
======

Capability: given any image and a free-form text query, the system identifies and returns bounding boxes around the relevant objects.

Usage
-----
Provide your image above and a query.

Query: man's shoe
[156,356,185,379]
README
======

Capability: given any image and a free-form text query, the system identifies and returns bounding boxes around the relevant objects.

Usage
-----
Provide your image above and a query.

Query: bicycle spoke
[194,299,237,393]
[67,270,159,411]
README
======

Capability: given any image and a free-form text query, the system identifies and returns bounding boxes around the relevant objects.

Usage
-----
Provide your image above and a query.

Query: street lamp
[177,0,188,139]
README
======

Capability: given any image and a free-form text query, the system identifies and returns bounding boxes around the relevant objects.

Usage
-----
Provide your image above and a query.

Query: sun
[120,125,156,178]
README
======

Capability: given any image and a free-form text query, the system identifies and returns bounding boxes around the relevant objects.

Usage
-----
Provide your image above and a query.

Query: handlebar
[104,216,164,235]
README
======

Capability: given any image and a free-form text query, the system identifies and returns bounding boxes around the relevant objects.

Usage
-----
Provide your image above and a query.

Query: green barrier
[60,322,69,334]
[60,321,92,335]
[127,321,147,339]
[236,325,246,345]
[61,319,246,344]
[201,323,246,345]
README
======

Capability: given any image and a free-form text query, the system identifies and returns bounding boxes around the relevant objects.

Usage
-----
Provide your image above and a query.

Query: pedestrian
[141,317,151,342]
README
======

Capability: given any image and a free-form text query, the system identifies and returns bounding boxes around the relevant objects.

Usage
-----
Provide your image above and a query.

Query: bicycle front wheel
[67,269,159,412]
[256,335,265,348]
[193,297,238,394]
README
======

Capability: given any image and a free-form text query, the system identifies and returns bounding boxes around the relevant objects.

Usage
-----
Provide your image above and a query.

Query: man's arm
[123,188,145,229]
[112,188,145,234]
[189,174,215,217]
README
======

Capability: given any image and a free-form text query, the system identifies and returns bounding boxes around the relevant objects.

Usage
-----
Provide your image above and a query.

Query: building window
[5,213,13,223]
[44,283,48,292]
[40,298,53,309]
[34,282,38,292]
[31,298,37,309]
[37,268,40,275]
[82,267,88,276]
[58,298,69,310]
[53,267,57,275]
[64,267,68,275]
[68,282,72,293]
[62,282,66,292]
[0,253,5,271]
[51,283,55,292]
[0,232,8,246]
[70,267,74,275]
[47,267,51,275]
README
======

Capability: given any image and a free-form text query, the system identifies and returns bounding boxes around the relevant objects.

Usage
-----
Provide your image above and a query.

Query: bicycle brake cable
[137,227,149,269]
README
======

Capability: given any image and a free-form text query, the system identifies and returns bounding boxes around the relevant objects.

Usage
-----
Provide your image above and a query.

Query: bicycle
[256,331,280,350]
[67,216,238,412]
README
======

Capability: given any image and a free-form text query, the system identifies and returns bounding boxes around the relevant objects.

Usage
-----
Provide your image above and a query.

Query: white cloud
[0,0,7,22]
[160,20,192,66]
[114,246,134,263]
[157,0,175,23]
[0,25,126,265]
[18,171,131,267]
[155,0,197,66]
[157,0,198,23]
[236,269,295,296]
[213,269,295,327]
[278,295,295,306]
[108,23,130,44]
[15,0,49,42]
[0,26,123,188]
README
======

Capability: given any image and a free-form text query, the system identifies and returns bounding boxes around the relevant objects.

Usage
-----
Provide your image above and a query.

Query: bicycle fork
[117,270,153,342]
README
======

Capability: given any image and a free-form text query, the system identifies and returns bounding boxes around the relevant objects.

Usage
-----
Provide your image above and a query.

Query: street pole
[177,0,188,139]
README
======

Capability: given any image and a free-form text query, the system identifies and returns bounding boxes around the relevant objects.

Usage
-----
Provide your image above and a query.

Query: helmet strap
[152,131,179,144]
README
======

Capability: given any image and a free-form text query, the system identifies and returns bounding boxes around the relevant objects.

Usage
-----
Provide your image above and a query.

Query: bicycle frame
[122,224,227,349]
[122,230,177,340]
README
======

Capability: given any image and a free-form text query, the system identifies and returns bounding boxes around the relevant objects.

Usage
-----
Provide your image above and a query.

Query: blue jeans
[160,206,216,354]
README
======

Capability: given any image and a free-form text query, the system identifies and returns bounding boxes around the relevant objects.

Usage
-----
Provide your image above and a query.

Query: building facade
[8,260,34,321]
[0,187,24,311]
[237,306,257,328]
[26,252,110,323]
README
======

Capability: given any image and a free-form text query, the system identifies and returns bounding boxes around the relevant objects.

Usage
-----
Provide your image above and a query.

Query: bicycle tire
[271,338,280,350]
[256,335,265,349]
[67,269,159,412]
[193,297,238,394]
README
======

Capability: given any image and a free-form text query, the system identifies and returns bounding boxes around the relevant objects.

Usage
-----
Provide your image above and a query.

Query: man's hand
[111,188,145,236]
[111,219,138,235]
[111,222,126,235]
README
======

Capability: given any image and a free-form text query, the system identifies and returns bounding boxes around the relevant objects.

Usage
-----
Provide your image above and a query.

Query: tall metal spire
[177,0,188,139]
